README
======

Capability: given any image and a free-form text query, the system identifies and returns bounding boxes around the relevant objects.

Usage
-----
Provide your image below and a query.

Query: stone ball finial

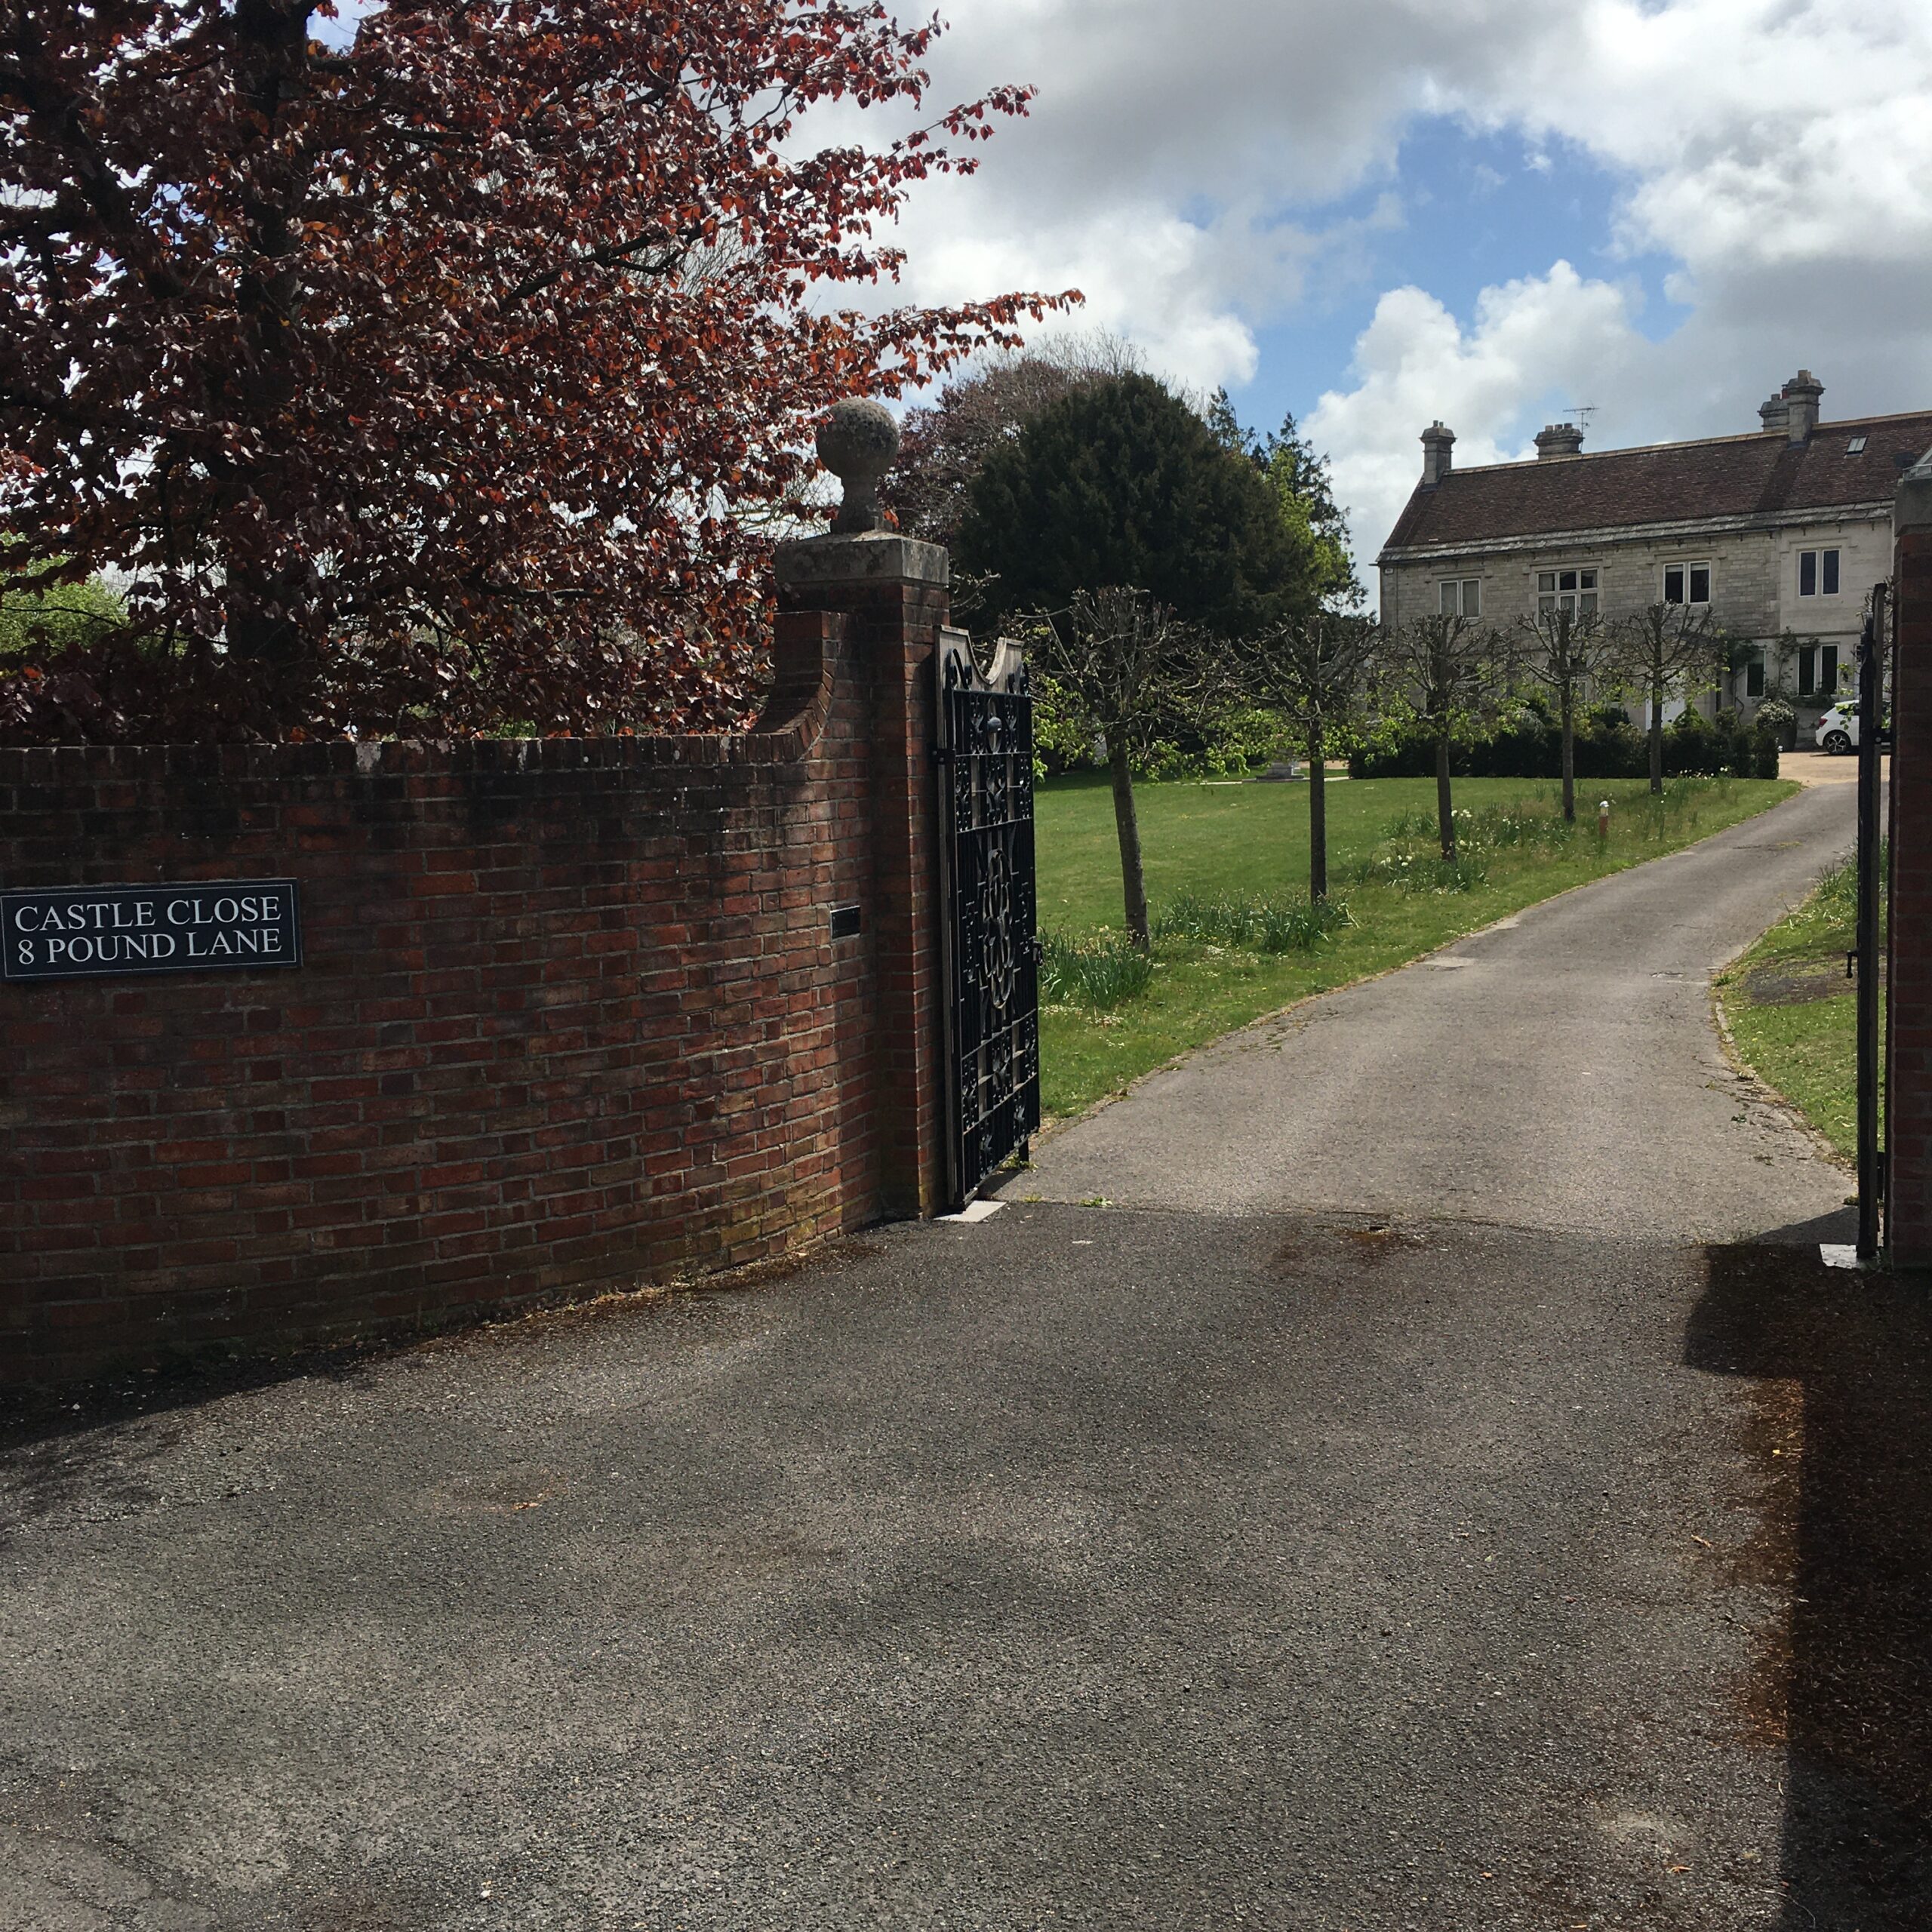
[817,398,900,535]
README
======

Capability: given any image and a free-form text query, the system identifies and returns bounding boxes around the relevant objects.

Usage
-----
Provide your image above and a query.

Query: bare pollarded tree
[1614,602,1722,793]
[1518,602,1616,823]
[1022,585,1208,951]
[1228,611,1381,900]
[1376,614,1506,862]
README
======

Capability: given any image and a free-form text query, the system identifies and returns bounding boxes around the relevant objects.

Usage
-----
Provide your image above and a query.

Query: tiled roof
[1380,411,1932,557]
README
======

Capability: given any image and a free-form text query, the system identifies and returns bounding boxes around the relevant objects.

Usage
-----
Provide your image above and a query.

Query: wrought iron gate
[937,628,1041,1209]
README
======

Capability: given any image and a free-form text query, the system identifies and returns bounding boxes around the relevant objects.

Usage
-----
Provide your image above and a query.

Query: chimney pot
[1534,422,1585,461]
[1420,420,1456,487]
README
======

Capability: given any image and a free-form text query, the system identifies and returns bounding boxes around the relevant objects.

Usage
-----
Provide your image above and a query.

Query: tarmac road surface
[7,777,1919,1932]
[1020,782,1858,1238]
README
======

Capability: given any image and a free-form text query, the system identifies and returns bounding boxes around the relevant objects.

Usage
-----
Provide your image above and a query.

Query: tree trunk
[1435,724,1456,861]
[1109,740,1151,952]
[1649,668,1665,794]
[226,589,315,728]
[1308,716,1327,901]
[1559,683,1577,823]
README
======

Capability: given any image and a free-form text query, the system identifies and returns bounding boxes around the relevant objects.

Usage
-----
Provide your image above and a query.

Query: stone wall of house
[1380,508,1892,725]
[1383,524,1777,641]
[0,538,952,1386]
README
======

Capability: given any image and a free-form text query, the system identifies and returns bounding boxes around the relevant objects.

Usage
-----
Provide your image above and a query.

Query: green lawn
[1035,771,1800,1119]
[1717,854,1869,1161]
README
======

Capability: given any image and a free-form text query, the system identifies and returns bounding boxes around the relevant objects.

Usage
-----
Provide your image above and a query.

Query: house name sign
[2,881,303,983]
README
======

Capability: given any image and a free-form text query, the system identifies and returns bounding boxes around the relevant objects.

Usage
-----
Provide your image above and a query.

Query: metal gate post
[1857,586,1887,1262]
[1883,448,1932,1266]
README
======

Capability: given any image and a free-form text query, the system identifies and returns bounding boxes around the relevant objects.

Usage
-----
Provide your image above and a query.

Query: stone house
[1377,372,1932,734]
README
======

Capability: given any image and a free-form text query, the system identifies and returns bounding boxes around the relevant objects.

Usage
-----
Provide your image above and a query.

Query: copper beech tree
[0,0,1072,740]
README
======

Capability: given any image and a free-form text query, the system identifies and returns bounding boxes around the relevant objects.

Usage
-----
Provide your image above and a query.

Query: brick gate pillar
[1885,451,1932,1264]
[776,525,951,1220]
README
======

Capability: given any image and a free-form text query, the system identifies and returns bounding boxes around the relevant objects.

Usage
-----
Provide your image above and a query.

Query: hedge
[1349,706,1779,782]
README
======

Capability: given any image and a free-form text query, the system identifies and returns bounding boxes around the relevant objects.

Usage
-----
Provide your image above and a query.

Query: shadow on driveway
[1689,1232,1932,1929]
[7,1206,1930,1930]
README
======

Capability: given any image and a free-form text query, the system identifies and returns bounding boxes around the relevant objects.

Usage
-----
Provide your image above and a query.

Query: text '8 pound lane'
[937,628,1041,1209]
[2,881,302,981]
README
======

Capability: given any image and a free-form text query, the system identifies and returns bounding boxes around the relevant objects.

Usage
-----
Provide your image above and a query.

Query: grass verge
[1716,851,1872,1161]
[1038,771,1799,1120]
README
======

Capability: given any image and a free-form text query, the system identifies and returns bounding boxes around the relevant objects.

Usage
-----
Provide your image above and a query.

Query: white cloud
[1480,1,1932,270]
[840,0,1932,571]
[1307,264,1652,587]
[886,180,1312,393]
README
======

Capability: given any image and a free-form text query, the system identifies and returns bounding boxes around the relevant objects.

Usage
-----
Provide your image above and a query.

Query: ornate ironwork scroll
[937,628,1040,1209]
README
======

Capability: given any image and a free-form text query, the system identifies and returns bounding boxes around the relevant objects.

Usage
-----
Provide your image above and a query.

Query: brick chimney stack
[1781,369,1823,444]
[1759,391,1790,435]
[1534,422,1585,461]
[1420,420,1456,487]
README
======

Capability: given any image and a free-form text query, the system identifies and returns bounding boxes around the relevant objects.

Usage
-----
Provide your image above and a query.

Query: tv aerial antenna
[1562,404,1600,433]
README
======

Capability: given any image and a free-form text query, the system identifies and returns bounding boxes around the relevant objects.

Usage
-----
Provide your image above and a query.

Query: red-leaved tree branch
[0,0,1075,739]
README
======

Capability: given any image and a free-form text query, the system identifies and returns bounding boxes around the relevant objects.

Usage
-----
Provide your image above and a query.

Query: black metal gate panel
[937,628,1041,1209]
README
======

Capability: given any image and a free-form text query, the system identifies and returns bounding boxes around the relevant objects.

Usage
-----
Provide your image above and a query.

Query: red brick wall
[777,543,951,1217]
[1888,515,1932,1264]
[0,591,942,1385]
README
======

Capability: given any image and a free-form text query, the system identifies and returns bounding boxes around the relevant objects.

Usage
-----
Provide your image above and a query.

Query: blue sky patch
[1229,115,1687,443]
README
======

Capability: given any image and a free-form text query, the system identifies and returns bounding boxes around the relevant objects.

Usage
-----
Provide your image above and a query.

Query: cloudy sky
[861,0,1932,586]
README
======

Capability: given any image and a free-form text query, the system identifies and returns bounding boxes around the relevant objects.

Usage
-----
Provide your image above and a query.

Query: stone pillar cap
[775,530,949,589]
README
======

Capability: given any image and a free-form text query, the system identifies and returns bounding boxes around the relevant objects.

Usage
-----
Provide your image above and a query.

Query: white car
[1814,701,1889,755]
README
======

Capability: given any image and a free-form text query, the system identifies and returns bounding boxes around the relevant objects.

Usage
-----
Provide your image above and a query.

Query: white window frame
[1437,577,1481,618]
[1662,560,1712,607]
[1537,567,1598,617]
[1792,649,1839,703]
[1798,547,1841,598]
